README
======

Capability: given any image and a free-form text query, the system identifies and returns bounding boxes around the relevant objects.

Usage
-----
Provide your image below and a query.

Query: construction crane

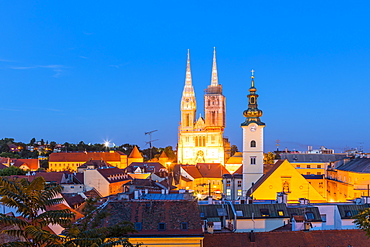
[145,130,158,160]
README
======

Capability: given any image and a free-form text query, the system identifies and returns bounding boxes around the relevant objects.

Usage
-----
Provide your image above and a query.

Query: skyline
[1,1,370,152]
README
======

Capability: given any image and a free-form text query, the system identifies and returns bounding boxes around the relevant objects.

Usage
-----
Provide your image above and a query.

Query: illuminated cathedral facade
[177,49,230,165]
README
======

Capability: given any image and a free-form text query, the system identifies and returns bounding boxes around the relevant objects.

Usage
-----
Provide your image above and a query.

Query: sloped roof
[97,167,131,183]
[14,159,39,170]
[287,206,322,222]
[49,151,126,162]
[10,172,73,184]
[337,204,369,219]
[196,163,230,178]
[128,146,143,158]
[78,160,110,169]
[181,165,202,179]
[246,160,285,196]
[102,200,203,236]
[336,157,370,173]
[199,203,289,219]
[203,230,370,247]
[280,153,347,163]
[126,162,165,173]
[159,151,168,158]
[226,152,243,164]
[62,193,85,208]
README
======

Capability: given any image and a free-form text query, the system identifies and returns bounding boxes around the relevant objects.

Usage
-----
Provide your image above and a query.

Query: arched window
[250,140,256,147]
[250,96,255,104]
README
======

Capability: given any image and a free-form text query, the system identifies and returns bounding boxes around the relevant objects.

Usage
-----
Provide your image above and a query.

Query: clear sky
[1,1,370,152]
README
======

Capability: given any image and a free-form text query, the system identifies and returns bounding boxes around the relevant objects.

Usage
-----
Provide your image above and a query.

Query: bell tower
[204,47,226,129]
[241,70,265,197]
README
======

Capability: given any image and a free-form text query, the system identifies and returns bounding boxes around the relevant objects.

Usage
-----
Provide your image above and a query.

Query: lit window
[237,189,242,196]
[277,210,284,217]
[226,189,231,196]
[260,209,270,217]
[251,156,256,165]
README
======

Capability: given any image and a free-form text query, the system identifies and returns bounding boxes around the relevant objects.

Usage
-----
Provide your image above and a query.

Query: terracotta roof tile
[128,146,143,158]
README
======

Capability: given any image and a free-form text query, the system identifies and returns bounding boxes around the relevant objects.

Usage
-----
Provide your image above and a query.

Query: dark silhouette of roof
[336,157,370,173]
[280,153,347,163]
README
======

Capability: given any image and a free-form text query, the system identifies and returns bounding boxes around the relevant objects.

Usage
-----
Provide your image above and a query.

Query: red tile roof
[128,146,143,158]
[49,151,126,162]
[196,163,230,178]
[14,159,39,170]
[97,167,132,183]
[203,230,370,247]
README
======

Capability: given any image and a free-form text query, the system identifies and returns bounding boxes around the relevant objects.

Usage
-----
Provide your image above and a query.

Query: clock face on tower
[249,124,257,132]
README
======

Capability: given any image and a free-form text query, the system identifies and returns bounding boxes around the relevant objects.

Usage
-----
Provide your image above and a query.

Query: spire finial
[251,69,255,88]
[211,47,218,86]
[185,49,192,86]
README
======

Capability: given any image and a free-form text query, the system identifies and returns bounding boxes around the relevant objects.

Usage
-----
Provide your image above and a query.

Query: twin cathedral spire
[180,48,225,131]
[178,48,228,165]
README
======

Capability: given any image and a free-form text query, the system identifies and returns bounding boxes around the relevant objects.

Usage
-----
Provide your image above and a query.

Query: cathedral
[177,48,230,165]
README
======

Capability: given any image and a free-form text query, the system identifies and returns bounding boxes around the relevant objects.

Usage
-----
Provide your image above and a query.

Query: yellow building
[177,49,230,166]
[247,160,326,203]
[327,157,370,202]
[175,163,229,199]
[48,151,128,172]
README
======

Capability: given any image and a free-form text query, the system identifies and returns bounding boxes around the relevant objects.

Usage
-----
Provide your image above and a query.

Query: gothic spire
[183,49,195,97]
[211,47,218,86]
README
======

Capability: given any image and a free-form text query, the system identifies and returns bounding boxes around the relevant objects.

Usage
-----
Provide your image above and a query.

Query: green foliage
[0,177,139,247]
[354,208,370,236]
[0,166,27,176]
[0,152,21,159]
[230,145,238,157]
[264,152,276,164]
[0,176,74,246]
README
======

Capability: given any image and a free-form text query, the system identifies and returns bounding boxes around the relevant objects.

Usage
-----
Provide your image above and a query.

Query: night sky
[1,1,370,152]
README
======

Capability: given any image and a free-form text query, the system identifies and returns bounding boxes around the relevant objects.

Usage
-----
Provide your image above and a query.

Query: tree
[354,208,370,237]
[0,176,74,246]
[29,138,36,145]
[0,166,27,176]
[230,145,238,157]
[0,177,138,247]
[264,152,276,164]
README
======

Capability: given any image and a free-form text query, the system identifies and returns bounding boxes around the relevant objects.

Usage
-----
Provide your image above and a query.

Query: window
[307,172,311,175]
[158,223,166,231]
[134,222,142,231]
[226,189,231,196]
[200,212,205,218]
[260,209,270,217]
[250,140,256,148]
[321,214,327,222]
[180,222,188,230]
[277,210,284,217]
[226,180,231,187]
[317,172,321,175]
[317,165,321,168]
[237,189,242,196]
[305,212,315,220]
[345,210,352,217]
[237,180,242,187]
[250,96,255,104]
[250,156,256,165]
[307,165,311,168]
[296,165,300,168]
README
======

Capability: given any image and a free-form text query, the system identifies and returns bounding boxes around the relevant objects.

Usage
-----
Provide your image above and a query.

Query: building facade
[177,49,229,165]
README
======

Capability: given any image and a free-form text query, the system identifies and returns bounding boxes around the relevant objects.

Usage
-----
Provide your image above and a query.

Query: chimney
[249,230,255,242]
[277,192,288,205]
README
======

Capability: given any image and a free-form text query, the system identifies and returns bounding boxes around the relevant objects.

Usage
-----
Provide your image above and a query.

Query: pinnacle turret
[211,47,218,86]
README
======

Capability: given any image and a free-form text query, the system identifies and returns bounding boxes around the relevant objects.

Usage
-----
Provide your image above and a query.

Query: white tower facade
[241,70,265,198]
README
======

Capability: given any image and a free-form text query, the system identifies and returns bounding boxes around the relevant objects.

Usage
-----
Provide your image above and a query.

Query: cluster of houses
[2,147,370,246]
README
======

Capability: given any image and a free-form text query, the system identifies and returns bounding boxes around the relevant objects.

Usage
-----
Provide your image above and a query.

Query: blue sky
[1,1,370,152]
